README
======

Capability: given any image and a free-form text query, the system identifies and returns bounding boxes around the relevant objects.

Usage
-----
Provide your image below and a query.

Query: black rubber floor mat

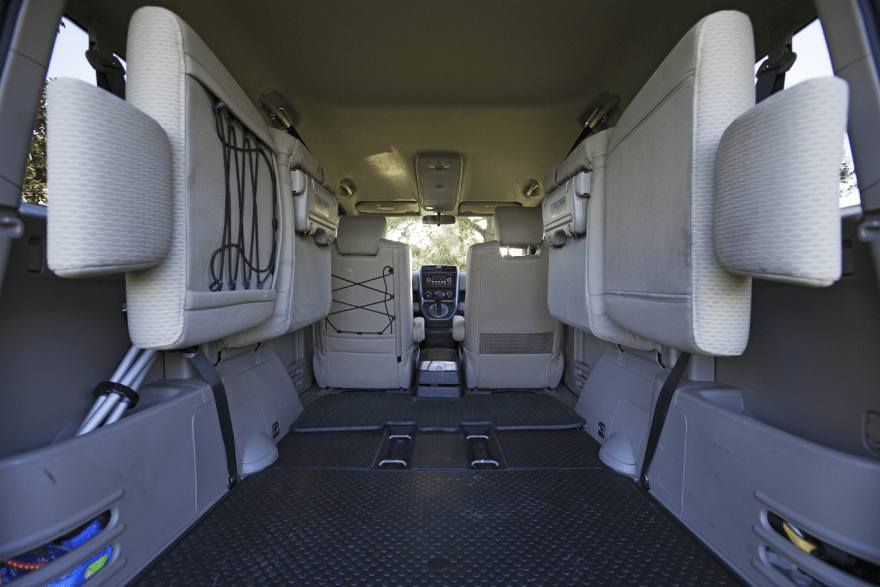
[273,429,605,471]
[133,469,741,587]
[290,391,585,432]
[271,430,382,469]
[497,429,607,469]
[409,431,469,469]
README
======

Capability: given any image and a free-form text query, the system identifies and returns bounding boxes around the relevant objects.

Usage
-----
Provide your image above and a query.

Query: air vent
[416,153,462,212]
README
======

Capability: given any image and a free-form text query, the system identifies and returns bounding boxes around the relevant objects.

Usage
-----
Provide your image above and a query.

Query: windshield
[385,216,494,271]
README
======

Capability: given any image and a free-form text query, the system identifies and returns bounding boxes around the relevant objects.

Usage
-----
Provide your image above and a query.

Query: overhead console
[418,265,460,324]
[416,153,463,212]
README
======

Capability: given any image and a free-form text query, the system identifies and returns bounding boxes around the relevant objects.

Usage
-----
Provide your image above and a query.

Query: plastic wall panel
[651,387,880,586]
[563,327,606,396]
[575,345,662,447]
[716,211,880,459]
[217,342,304,446]
[0,382,227,586]
[0,205,131,457]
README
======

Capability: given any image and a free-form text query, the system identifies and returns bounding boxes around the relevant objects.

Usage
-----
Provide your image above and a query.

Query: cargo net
[208,98,278,292]
[325,266,395,335]
[479,332,554,355]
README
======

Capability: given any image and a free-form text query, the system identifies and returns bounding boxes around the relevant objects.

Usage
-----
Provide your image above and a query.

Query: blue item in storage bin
[46,546,112,587]
[0,519,111,585]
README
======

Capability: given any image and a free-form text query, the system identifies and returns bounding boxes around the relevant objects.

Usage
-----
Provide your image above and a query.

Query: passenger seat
[455,207,564,389]
[312,216,423,389]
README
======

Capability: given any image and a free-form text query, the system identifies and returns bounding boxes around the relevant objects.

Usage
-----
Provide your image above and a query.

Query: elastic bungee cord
[325,266,396,335]
[209,98,278,292]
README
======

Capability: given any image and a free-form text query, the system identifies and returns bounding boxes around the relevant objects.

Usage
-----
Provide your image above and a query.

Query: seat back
[603,10,755,356]
[313,216,416,388]
[225,129,338,348]
[123,6,282,349]
[541,129,656,351]
[462,206,564,389]
[602,10,847,357]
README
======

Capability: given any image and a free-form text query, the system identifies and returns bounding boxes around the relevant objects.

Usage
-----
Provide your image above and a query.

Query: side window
[22,18,117,207]
[758,20,860,208]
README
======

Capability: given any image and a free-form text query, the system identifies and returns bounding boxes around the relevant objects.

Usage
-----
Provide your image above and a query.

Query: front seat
[456,206,564,389]
[313,216,423,389]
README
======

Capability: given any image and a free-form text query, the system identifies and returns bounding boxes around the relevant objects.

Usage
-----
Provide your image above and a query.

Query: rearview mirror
[422,215,456,225]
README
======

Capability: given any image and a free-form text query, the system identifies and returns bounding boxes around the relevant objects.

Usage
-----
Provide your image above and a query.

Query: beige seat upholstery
[541,130,656,351]
[48,7,341,352]
[225,130,338,348]
[313,216,421,389]
[122,6,283,349]
[603,10,755,356]
[603,10,848,356]
[459,207,564,389]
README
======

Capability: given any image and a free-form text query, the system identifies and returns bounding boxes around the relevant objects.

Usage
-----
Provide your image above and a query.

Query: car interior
[0,0,879,586]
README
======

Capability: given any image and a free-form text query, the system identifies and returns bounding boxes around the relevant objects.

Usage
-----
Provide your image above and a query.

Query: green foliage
[386,216,494,270]
[21,83,48,206]
[840,153,859,202]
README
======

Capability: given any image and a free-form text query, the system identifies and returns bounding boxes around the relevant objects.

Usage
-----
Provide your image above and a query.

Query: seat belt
[85,21,126,99]
[188,350,241,489]
[756,30,797,103]
[639,352,691,491]
[567,95,620,156]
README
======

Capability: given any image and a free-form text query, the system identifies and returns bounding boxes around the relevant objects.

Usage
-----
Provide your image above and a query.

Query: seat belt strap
[188,350,241,489]
[756,31,796,103]
[567,124,595,157]
[640,352,691,491]
[566,95,620,155]
[85,22,126,99]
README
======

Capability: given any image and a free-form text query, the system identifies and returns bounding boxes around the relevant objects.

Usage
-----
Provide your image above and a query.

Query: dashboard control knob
[424,291,433,299]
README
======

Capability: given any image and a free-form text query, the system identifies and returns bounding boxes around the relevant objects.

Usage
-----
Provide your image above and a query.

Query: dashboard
[417,265,460,323]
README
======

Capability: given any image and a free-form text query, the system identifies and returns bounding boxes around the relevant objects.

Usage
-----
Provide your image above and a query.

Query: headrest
[336,216,387,255]
[543,130,612,196]
[715,77,848,287]
[47,78,172,278]
[495,206,544,248]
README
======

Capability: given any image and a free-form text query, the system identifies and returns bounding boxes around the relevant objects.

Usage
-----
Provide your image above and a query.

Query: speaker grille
[479,332,554,355]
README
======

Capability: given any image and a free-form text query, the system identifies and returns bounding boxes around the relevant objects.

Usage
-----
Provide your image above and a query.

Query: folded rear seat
[556,8,848,485]
[541,130,656,350]
[225,129,338,348]
[543,10,847,359]
[602,10,847,357]
[46,6,337,351]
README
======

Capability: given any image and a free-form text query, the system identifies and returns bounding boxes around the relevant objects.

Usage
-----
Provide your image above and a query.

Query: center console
[416,265,462,396]
[418,265,459,324]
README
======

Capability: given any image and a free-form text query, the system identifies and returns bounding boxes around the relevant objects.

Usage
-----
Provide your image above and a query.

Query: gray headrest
[336,215,387,255]
[494,206,544,247]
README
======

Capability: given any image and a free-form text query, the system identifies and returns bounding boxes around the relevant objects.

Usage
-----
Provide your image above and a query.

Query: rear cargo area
[131,390,741,586]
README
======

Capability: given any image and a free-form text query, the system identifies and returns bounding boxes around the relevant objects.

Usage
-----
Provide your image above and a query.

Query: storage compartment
[0,381,228,586]
[649,385,880,586]
[415,348,462,398]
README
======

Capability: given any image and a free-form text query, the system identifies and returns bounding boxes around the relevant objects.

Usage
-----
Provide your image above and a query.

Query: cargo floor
[131,425,741,586]
[289,390,585,431]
